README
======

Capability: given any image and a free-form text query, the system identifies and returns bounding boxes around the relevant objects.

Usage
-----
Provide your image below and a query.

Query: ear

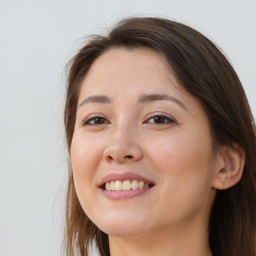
[212,144,245,190]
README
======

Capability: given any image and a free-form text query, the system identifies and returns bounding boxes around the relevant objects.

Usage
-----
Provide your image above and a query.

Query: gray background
[0,0,255,255]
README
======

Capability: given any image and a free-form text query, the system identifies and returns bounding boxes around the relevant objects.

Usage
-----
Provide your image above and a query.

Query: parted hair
[63,17,256,256]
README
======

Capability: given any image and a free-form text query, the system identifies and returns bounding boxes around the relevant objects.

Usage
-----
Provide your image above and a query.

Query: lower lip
[101,188,151,200]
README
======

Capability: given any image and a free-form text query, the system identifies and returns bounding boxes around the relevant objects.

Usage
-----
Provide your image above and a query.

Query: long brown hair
[63,17,256,256]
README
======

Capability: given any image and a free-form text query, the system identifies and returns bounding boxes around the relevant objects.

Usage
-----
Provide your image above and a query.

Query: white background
[0,0,255,255]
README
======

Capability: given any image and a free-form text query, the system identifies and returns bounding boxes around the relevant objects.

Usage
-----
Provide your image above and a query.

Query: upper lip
[99,172,155,187]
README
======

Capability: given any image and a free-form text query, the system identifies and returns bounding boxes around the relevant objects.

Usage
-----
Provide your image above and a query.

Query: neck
[108,220,212,256]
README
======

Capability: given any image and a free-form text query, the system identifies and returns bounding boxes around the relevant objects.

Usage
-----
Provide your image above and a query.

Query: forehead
[79,47,185,99]
[89,47,169,75]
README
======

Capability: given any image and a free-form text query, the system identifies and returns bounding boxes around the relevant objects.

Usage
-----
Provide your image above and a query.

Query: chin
[91,210,150,238]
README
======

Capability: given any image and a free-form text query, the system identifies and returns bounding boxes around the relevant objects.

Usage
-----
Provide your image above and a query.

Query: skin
[70,47,228,256]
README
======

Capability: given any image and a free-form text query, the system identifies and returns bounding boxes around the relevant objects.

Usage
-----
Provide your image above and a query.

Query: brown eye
[83,116,110,126]
[146,115,174,124]
[153,116,166,123]
[92,117,105,124]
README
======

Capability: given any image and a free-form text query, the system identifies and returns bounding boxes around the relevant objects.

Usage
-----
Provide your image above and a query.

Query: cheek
[71,133,102,170]
[70,135,103,201]
[147,131,214,203]
[148,132,212,173]
[154,142,214,224]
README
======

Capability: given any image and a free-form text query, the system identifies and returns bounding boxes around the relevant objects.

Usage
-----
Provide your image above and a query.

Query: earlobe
[212,144,245,190]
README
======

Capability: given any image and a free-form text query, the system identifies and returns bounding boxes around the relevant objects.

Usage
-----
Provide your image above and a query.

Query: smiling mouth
[102,180,155,191]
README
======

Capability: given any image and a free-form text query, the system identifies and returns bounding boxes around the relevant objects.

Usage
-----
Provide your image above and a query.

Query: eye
[82,115,110,126]
[145,113,175,125]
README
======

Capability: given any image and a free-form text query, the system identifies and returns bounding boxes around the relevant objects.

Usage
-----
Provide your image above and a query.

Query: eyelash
[144,113,175,125]
[81,115,110,126]
[81,113,175,126]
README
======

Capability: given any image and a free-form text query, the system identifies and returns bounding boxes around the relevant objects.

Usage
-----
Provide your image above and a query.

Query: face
[71,48,217,239]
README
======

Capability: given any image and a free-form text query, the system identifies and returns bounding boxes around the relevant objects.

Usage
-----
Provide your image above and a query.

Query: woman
[63,17,256,256]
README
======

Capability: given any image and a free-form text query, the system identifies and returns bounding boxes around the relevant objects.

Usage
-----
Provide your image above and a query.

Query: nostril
[107,155,114,161]
[125,155,133,159]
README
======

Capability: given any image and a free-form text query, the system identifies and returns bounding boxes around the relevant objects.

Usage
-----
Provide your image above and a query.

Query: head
[64,17,256,256]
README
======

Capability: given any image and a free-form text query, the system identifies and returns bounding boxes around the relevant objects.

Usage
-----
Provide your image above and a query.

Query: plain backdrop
[0,0,255,255]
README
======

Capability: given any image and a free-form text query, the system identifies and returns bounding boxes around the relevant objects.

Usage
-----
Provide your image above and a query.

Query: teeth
[123,180,131,190]
[105,182,111,191]
[131,180,139,190]
[138,181,144,189]
[104,180,151,191]
[143,183,149,189]
[115,181,123,191]
[110,181,115,190]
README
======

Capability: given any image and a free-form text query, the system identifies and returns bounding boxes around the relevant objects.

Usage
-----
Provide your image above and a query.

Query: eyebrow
[78,93,187,111]
[78,95,111,108]
[138,94,188,111]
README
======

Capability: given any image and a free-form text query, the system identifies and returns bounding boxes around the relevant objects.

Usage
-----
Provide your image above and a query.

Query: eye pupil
[95,117,104,124]
[154,116,165,123]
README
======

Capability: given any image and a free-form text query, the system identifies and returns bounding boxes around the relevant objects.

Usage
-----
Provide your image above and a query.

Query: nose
[103,125,143,164]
